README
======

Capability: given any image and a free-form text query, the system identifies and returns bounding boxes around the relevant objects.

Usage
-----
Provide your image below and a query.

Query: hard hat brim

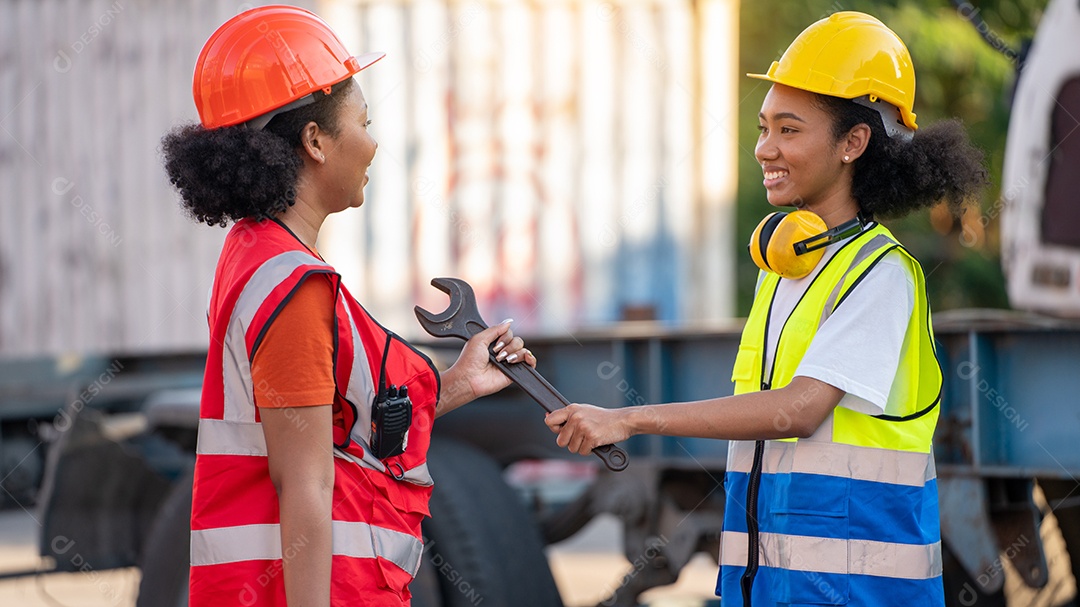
[352,51,387,74]
[746,71,918,131]
[269,50,387,111]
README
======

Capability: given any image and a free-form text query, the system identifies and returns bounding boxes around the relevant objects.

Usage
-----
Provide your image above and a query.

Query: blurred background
[0,0,1045,358]
[3,0,1080,606]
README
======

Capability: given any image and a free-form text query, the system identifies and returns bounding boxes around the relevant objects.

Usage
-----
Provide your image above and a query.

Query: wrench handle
[487,351,629,472]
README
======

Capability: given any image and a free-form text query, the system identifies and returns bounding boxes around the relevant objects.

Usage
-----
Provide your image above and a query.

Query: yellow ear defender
[749,210,869,279]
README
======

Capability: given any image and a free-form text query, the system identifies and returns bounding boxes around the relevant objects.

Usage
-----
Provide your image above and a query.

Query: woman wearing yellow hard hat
[546,11,986,606]
[162,5,536,605]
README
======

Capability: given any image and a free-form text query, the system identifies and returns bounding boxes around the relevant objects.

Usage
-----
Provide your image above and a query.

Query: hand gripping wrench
[414,277,629,472]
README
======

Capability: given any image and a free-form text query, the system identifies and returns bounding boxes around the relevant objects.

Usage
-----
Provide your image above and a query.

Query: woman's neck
[277,198,325,252]
[804,192,860,229]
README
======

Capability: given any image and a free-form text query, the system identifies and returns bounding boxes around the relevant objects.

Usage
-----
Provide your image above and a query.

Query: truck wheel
[409,548,445,607]
[414,438,562,607]
[136,466,193,607]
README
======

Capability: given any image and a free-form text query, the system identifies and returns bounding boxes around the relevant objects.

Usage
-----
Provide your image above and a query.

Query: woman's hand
[436,320,536,417]
[545,404,635,455]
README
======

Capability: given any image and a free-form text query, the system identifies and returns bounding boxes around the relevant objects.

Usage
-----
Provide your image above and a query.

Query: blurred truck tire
[412,438,562,607]
[136,465,193,607]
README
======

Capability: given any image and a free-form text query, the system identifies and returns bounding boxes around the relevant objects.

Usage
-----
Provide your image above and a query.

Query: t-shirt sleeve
[794,253,916,415]
[251,275,337,409]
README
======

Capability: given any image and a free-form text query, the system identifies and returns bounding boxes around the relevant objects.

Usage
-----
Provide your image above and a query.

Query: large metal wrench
[414,277,629,472]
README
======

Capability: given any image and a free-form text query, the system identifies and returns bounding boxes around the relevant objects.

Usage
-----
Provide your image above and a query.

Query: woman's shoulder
[876,247,917,282]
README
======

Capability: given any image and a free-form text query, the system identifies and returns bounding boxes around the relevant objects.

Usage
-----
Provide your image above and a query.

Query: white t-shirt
[759,237,915,416]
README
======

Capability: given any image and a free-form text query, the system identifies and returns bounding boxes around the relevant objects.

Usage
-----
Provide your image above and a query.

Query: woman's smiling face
[754,84,850,211]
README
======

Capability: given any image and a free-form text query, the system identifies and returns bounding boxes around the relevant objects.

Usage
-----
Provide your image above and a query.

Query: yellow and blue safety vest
[717,224,945,606]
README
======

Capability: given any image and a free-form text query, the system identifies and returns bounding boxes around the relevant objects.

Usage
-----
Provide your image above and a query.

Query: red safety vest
[189,218,439,606]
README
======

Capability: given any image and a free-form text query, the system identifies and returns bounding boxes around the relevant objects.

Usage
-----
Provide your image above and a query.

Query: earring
[843,155,850,162]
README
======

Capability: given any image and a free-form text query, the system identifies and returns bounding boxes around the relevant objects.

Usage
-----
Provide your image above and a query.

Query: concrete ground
[0,509,1074,607]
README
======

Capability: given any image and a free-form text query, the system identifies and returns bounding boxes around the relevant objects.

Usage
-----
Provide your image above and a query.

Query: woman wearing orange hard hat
[545,11,986,606]
[162,6,536,605]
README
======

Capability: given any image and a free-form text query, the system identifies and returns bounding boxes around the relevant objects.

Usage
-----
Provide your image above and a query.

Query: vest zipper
[740,281,779,607]
[741,425,767,606]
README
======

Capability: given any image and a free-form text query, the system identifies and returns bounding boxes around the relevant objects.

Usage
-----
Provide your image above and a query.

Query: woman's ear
[299,121,327,164]
[842,123,872,162]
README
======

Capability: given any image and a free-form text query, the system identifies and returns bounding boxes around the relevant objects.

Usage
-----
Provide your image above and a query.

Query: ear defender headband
[749,210,869,279]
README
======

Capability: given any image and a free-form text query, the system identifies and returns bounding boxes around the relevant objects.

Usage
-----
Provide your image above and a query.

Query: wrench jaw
[414,277,481,340]
[415,277,631,472]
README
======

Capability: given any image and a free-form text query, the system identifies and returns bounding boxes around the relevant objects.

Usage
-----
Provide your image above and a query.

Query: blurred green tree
[734,0,1048,314]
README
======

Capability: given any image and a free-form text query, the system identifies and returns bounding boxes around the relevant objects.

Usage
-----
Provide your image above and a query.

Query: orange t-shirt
[251,274,339,414]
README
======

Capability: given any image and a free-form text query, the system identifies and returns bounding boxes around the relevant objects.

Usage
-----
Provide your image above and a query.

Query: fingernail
[507,353,519,362]
[496,351,507,361]
[499,318,513,325]
[494,341,505,351]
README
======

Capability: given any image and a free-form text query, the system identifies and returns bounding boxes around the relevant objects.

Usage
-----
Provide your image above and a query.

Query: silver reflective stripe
[333,442,388,473]
[196,418,266,456]
[820,233,896,326]
[341,303,377,451]
[400,462,432,486]
[333,447,434,487]
[191,521,424,576]
[191,524,282,564]
[224,251,334,422]
[726,438,935,487]
[193,418,434,486]
[335,521,424,575]
[720,531,942,580]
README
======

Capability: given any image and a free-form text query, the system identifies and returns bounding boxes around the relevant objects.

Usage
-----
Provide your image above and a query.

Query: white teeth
[764,170,787,180]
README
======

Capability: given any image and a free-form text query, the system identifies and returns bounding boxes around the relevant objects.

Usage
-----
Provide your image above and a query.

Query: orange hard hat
[194,5,384,129]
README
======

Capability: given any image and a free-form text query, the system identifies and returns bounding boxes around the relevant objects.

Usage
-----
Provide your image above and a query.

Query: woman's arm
[262,405,334,607]
[545,375,844,454]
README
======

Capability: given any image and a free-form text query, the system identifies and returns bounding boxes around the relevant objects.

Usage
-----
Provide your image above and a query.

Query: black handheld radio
[371,384,411,459]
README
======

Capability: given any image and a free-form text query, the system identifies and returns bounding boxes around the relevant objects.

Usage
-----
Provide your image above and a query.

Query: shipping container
[0,0,739,357]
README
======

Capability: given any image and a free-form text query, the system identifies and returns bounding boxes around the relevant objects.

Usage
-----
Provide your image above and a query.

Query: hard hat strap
[852,96,914,142]
[243,93,319,131]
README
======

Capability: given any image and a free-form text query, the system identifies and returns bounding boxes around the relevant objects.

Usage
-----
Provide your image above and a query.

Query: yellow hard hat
[748,11,918,132]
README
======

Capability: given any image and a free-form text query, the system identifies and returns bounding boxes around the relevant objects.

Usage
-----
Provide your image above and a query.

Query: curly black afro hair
[162,78,355,227]
[814,94,989,220]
